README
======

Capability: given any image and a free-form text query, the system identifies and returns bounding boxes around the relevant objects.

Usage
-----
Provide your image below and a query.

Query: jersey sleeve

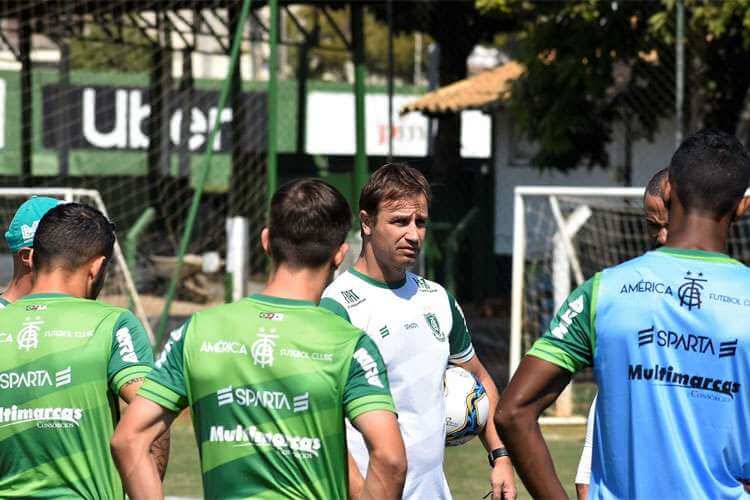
[527,273,600,373]
[447,292,475,364]
[107,310,154,394]
[319,296,350,323]
[343,334,396,421]
[138,319,191,413]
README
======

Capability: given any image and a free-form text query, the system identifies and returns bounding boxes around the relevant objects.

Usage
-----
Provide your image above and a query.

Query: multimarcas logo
[628,364,740,399]
[0,405,83,428]
[209,425,321,457]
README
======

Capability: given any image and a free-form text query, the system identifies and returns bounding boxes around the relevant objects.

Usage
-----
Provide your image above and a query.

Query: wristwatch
[488,447,509,467]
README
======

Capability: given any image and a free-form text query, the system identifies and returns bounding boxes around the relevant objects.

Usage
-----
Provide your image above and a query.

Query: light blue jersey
[529,247,750,499]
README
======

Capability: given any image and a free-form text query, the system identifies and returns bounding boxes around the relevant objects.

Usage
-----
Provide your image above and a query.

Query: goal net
[510,186,750,420]
[0,188,153,342]
[0,2,271,343]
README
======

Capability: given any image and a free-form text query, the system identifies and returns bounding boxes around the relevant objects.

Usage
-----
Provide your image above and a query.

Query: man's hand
[489,456,516,500]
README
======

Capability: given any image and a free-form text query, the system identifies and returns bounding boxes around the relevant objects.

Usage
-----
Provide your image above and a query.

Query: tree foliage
[479,0,750,170]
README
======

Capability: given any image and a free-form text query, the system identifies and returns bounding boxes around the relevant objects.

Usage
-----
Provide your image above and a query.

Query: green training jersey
[0,293,153,499]
[140,294,395,499]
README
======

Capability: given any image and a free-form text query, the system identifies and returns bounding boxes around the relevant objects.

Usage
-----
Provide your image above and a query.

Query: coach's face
[363,194,428,271]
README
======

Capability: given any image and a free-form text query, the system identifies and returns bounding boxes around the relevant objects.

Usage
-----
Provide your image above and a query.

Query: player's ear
[88,255,106,281]
[18,247,33,269]
[332,242,349,269]
[657,226,668,245]
[260,227,271,256]
[359,210,373,237]
[662,177,671,206]
[735,196,750,219]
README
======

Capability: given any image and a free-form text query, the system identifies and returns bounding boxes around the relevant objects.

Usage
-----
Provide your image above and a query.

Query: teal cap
[5,196,61,252]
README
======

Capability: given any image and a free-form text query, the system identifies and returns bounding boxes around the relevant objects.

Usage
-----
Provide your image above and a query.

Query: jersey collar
[655,246,741,264]
[347,267,407,289]
[249,293,316,307]
[20,293,73,300]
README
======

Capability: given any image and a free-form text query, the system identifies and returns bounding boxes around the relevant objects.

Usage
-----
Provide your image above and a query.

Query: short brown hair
[268,178,351,268]
[359,163,431,217]
[33,203,115,272]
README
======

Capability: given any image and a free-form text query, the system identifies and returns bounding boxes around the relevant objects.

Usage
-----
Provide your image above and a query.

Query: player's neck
[2,269,33,302]
[665,216,730,254]
[355,248,406,284]
[30,270,88,299]
[261,264,330,304]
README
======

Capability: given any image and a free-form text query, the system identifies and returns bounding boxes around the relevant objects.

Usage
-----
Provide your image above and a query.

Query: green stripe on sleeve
[345,394,396,421]
[527,339,581,373]
[138,379,187,412]
[111,365,152,393]
[589,272,601,353]
[319,297,350,322]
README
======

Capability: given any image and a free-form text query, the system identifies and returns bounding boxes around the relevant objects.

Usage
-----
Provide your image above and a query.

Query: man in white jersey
[1,196,60,307]
[321,163,516,499]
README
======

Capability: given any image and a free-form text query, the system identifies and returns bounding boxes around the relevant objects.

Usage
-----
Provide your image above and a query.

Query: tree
[366,2,517,215]
[478,0,750,173]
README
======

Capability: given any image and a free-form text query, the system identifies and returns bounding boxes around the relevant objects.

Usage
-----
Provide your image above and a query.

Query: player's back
[0,293,150,499]
[172,294,373,499]
[591,247,750,499]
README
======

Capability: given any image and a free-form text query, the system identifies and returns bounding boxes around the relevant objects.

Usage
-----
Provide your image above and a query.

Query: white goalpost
[511,186,648,421]
[0,188,154,344]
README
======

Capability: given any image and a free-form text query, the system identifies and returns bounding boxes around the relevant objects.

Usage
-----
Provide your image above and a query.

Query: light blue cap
[5,196,61,252]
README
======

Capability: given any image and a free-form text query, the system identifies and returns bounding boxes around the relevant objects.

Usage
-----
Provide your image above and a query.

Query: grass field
[162,417,585,499]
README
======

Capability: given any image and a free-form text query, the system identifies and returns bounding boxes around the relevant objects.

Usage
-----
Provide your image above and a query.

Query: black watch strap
[488,447,509,467]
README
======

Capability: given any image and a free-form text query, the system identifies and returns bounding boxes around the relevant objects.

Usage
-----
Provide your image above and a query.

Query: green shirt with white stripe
[140,294,395,499]
[0,293,153,499]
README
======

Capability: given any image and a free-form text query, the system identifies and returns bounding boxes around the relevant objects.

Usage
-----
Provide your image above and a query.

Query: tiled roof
[401,61,523,115]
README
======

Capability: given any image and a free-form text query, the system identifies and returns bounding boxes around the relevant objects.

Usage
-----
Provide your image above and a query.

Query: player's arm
[112,396,178,499]
[351,410,405,500]
[456,355,515,500]
[119,378,171,480]
[112,320,191,498]
[348,453,365,499]
[108,311,171,480]
[344,335,406,499]
[496,276,598,499]
[575,394,597,500]
[448,293,515,500]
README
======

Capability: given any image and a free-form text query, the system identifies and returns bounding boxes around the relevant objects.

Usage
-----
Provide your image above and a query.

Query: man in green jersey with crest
[113,178,406,499]
[0,202,167,498]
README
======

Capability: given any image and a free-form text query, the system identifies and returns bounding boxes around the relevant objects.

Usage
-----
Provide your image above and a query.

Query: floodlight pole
[156,0,253,344]
[386,0,394,160]
[19,13,32,186]
[268,0,279,199]
[675,0,685,147]
[352,3,368,197]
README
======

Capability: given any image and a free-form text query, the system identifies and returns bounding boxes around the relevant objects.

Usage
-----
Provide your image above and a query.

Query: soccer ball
[444,366,489,446]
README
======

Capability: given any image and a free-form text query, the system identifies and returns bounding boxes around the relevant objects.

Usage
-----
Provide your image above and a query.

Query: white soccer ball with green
[444,366,489,446]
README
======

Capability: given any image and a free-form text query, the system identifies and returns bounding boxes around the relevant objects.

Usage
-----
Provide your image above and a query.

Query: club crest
[424,313,445,341]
